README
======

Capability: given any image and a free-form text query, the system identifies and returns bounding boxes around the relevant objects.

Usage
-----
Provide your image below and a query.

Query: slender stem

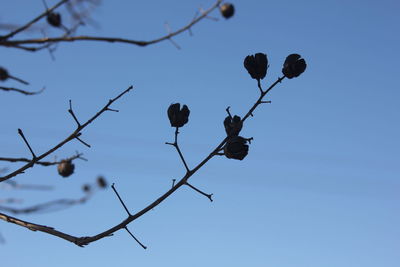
[174,127,190,173]
[8,75,29,85]
[0,152,84,166]
[111,183,131,216]
[68,100,81,127]
[0,85,133,183]
[18,129,36,159]
[185,182,213,202]
[0,0,69,40]
[242,76,285,122]
[0,86,44,95]
[124,227,147,249]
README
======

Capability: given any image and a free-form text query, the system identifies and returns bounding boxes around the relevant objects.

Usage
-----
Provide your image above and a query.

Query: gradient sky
[1,0,399,266]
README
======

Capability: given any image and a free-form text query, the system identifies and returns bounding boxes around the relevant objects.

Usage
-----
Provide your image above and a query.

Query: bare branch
[0,86,44,95]
[0,0,69,40]
[0,152,85,166]
[0,85,134,183]
[0,195,90,215]
[0,76,285,246]
[0,0,223,50]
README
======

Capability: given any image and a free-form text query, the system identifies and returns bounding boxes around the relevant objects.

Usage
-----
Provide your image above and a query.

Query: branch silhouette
[0,85,133,183]
[0,0,223,51]
[0,71,294,247]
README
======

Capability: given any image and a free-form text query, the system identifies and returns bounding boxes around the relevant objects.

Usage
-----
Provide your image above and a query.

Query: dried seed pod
[167,103,190,128]
[97,176,107,188]
[0,67,9,81]
[220,3,235,19]
[224,115,242,137]
[244,53,268,81]
[57,160,75,177]
[47,12,62,27]
[224,136,249,160]
[282,54,307,79]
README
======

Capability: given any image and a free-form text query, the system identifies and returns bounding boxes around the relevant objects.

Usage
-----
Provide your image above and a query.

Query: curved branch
[0,86,44,95]
[0,0,69,40]
[0,195,90,215]
[0,152,85,166]
[0,0,223,50]
[0,76,286,246]
[0,85,133,183]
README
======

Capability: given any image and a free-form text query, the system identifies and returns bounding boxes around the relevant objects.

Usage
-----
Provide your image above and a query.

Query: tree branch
[0,86,44,95]
[0,152,85,166]
[0,85,133,183]
[0,0,69,40]
[0,76,285,246]
[0,0,223,50]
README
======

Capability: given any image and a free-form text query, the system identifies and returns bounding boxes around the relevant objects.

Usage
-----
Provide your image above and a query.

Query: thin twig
[0,85,134,183]
[185,182,213,202]
[18,129,37,159]
[166,127,190,173]
[0,152,85,166]
[0,195,90,215]
[0,86,44,95]
[68,100,81,127]
[111,183,131,216]
[124,227,147,249]
[0,0,69,40]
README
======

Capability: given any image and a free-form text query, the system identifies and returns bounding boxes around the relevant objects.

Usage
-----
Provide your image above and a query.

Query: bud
[0,67,9,81]
[224,115,242,137]
[220,3,235,19]
[224,136,249,160]
[57,160,75,177]
[97,176,107,188]
[82,184,91,192]
[47,12,62,27]
[167,103,190,128]
[244,53,268,81]
[282,54,307,79]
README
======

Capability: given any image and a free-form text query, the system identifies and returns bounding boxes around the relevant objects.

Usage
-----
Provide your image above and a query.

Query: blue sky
[1,0,399,266]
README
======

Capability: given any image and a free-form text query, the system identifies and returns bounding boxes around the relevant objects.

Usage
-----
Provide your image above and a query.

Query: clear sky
[1,0,399,266]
